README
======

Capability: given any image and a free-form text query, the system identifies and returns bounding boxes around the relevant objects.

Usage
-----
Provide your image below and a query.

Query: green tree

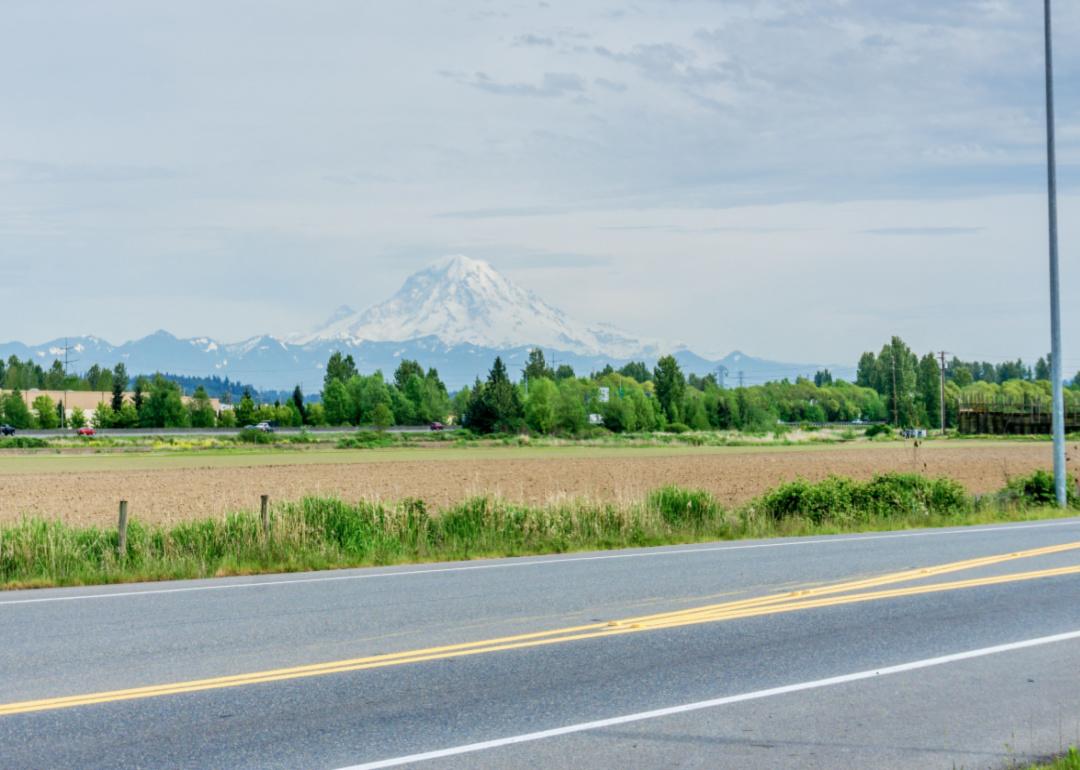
[1034,355,1051,382]
[291,386,307,425]
[873,337,918,426]
[2,390,33,428]
[554,364,575,381]
[856,351,876,388]
[321,380,351,425]
[33,394,59,429]
[114,402,140,428]
[216,409,237,428]
[305,403,326,426]
[814,369,833,387]
[111,363,128,412]
[141,375,188,428]
[465,357,524,433]
[323,351,358,390]
[618,361,651,383]
[69,407,87,429]
[92,402,115,429]
[524,377,558,433]
[393,360,425,391]
[916,353,941,429]
[653,355,686,423]
[235,389,257,426]
[372,402,394,431]
[523,349,553,383]
[555,378,588,433]
[188,386,217,428]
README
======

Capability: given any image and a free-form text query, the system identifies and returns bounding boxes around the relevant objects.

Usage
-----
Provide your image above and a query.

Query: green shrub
[648,486,720,526]
[759,473,968,523]
[864,424,892,438]
[337,430,397,449]
[1004,470,1079,508]
[237,428,273,444]
[665,422,691,434]
[0,437,49,449]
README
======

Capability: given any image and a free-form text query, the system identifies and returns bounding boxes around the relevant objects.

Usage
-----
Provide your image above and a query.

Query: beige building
[1,389,222,418]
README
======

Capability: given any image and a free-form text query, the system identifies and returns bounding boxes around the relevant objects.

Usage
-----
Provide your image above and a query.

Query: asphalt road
[3,519,1080,769]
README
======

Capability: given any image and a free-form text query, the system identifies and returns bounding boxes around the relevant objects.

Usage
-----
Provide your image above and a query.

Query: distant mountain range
[1,256,853,390]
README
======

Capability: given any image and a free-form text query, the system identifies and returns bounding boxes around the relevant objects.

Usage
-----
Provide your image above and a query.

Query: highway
[3,519,1080,769]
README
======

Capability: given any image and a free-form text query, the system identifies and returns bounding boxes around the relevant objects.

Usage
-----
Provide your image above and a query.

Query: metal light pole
[1044,0,1067,507]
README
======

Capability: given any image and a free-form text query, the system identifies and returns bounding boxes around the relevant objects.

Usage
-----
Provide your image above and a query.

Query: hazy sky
[3,0,1079,368]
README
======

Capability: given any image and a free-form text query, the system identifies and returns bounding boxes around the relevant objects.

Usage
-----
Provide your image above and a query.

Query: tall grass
[1,471,1075,589]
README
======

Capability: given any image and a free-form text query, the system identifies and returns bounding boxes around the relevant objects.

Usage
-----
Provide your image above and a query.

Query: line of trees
[453,350,888,435]
[318,352,450,428]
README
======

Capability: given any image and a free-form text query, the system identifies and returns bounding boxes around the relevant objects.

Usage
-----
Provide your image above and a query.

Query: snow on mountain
[294,255,660,359]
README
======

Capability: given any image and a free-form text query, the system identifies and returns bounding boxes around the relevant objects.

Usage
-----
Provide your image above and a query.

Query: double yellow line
[3,540,1079,717]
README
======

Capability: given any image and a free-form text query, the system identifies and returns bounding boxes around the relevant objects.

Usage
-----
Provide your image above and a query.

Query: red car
[429,421,445,431]
[76,426,95,436]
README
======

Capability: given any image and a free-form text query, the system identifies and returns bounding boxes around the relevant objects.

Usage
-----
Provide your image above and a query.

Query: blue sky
[2,0,1078,369]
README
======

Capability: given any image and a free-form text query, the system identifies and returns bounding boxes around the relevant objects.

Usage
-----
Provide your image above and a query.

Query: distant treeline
[0,356,274,402]
[4,341,1078,432]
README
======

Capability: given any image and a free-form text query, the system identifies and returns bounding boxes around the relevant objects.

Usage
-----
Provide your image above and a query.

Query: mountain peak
[296,255,659,358]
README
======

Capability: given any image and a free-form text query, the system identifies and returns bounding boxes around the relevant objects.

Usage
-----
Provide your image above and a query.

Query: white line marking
[336,628,1080,770]
[2,518,1078,606]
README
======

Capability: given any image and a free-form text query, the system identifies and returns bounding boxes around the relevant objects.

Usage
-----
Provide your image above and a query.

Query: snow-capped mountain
[0,256,853,390]
[294,255,660,359]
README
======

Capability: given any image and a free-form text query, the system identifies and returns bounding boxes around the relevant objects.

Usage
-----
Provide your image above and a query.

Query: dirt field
[0,441,1073,527]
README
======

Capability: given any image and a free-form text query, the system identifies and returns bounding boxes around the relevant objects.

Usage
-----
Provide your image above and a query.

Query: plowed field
[1,442,1071,527]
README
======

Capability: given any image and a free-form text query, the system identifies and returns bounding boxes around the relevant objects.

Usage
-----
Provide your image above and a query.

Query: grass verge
[1,471,1076,590]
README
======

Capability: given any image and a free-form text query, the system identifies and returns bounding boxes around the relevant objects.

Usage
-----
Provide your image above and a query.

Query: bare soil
[0,442,1070,527]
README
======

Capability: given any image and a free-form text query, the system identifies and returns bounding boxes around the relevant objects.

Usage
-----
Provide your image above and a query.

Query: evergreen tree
[1035,355,1051,382]
[814,369,833,387]
[523,349,553,383]
[554,364,575,381]
[653,355,686,423]
[111,363,128,412]
[291,385,307,424]
[465,357,524,433]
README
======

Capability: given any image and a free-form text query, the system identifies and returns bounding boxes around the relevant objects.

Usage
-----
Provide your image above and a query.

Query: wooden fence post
[118,500,128,558]
[261,495,270,537]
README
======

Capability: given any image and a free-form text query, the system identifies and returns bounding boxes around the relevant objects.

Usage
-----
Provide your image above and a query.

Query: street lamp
[1043,0,1067,507]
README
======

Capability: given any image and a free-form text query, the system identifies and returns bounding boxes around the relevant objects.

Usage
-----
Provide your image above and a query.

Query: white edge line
[336,628,1080,770]
[2,518,1078,606]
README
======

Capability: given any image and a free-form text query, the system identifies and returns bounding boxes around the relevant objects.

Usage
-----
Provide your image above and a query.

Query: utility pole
[716,365,728,390]
[891,355,899,426]
[938,351,949,435]
[61,337,78,430]
[1044,0,1068,507]
[737,370,745,389]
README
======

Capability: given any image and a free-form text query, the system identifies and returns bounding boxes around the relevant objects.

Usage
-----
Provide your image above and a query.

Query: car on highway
[429,421,446,431]
[244,422,275,433]
[76,426,95,437]
[0,424,15,436]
